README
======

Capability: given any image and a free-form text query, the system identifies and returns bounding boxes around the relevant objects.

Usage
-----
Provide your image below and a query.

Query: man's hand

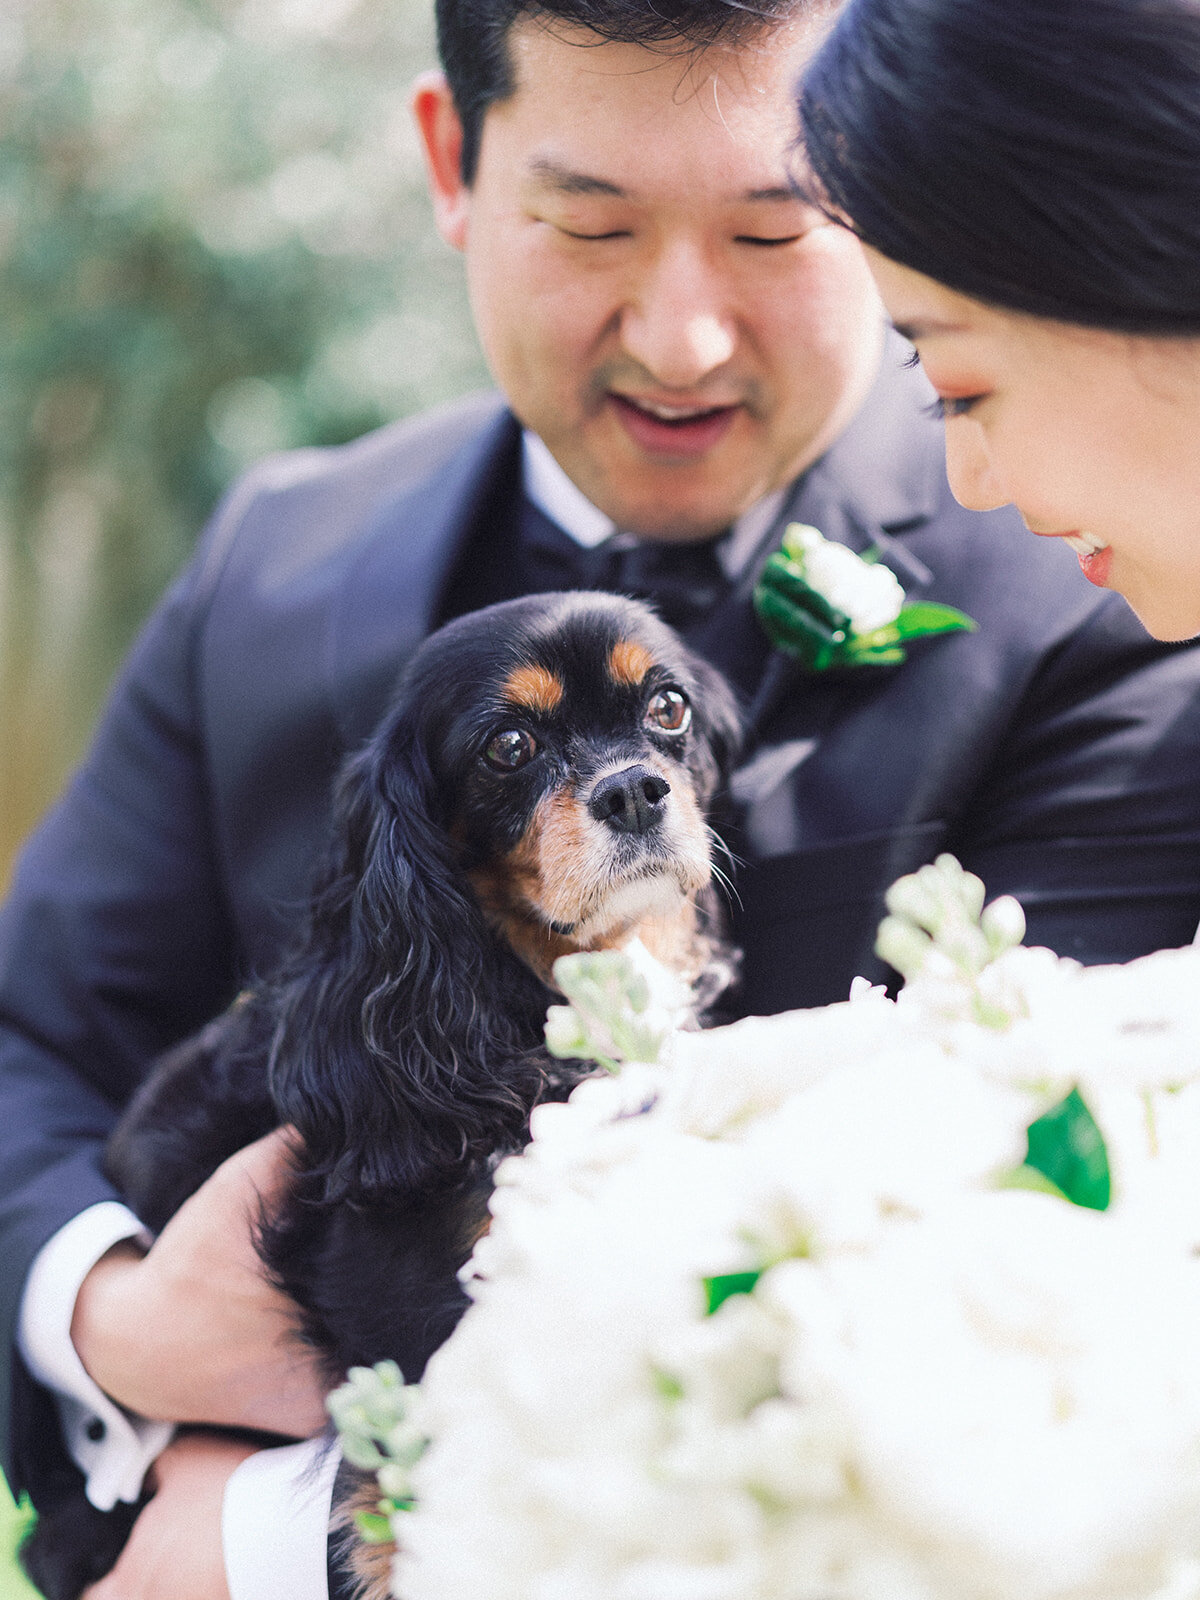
[80,1431,255,1600]
[71,1128,329,1435]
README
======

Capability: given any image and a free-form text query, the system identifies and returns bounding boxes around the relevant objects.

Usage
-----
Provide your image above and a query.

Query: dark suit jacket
[4,354,1200,1500]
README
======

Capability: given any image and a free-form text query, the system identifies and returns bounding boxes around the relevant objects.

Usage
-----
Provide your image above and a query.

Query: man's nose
[618,245,737,387]
[944,419,1007,511]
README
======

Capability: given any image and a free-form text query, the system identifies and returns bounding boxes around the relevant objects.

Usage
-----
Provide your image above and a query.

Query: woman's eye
[925,394,986,421]
[645,689,691,735]
[484,729,538,771]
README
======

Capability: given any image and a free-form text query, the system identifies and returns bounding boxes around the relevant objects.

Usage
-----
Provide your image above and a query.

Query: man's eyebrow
[527,157,625,197]
[526,161,802,206]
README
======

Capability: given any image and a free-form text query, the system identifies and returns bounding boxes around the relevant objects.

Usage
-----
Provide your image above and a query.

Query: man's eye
[735,234,802,247]
[484,729,538,771]
[645,689,691,734]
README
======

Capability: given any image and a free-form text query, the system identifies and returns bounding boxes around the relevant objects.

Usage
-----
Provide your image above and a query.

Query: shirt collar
[521,430,786,583]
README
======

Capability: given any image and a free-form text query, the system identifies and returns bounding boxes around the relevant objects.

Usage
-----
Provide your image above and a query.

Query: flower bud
[980,894,1026,956]
[875,914,932,980]
[884,867,947,932]
[544,1005,588,1060]
[932,854,986,923]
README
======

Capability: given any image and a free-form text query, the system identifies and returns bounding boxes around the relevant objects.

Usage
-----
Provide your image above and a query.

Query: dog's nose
[588,766,671,836]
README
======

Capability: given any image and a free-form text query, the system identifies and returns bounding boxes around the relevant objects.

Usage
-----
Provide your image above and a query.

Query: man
[5,0,1200,1595]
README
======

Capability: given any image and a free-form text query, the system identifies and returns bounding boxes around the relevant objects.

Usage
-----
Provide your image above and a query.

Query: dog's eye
[484,729,538,771]
[645,688,691,734]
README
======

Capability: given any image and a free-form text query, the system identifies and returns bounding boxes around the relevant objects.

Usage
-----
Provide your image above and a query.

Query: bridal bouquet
[332,858,1200,1600]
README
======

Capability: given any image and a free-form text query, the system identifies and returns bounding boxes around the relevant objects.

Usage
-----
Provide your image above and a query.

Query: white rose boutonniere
[754,522,976,670]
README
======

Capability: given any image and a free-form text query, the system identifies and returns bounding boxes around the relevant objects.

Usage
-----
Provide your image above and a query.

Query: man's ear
[411,70,471,251]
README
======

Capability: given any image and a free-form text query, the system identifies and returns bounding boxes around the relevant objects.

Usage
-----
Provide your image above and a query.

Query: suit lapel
[327,407,523,748]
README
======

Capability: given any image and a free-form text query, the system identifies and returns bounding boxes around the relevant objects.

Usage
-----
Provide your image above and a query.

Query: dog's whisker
[707,861,742,911]
[708,826,743,872]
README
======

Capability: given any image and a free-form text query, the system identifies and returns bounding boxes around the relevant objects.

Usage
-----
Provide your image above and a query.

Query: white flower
[734,1046,1032,1250]
[939,944,1200,1103]
[767,1194,1200,1599]
[357,860,1200,1600]
[785,522,906,634]
[663,983,901,1138]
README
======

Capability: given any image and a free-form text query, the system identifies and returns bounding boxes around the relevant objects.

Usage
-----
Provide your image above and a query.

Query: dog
[22,591,741,1600]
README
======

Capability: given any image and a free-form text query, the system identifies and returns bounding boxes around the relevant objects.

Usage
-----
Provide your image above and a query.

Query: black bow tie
[518,499,728,631]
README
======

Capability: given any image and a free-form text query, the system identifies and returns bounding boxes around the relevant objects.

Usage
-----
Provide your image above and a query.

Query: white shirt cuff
[223,1438,338,1600]
[17,1201,175,1510]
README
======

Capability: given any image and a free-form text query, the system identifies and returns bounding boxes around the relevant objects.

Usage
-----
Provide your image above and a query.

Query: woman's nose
[944,418,1007,511]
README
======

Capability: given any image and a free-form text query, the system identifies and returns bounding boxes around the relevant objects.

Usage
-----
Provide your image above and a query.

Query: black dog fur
[22,592,741,1600]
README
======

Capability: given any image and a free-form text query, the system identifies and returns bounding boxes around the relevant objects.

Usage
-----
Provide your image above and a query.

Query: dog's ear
[267,712,545,1201]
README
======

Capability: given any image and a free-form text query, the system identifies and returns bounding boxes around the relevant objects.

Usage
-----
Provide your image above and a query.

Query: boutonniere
[753,523,977,671]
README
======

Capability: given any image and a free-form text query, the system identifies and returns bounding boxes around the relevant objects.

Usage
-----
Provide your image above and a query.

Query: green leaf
[841,640,907,667]
[1024,1086,1111,1211]
[354,1511,395,1545]
[996,1163,1071,1202]
[653,1367,685,1402]
[753,586,843,670]
[891,602,978,639]
[704,1269,762,1314]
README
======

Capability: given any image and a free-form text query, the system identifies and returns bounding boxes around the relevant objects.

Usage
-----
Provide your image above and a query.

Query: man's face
[414,16,883,540]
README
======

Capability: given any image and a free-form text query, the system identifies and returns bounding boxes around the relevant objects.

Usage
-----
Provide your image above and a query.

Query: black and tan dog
[23,591,740,1600]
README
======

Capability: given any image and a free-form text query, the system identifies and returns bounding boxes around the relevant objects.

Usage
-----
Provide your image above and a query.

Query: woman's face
[865,248,1200,640]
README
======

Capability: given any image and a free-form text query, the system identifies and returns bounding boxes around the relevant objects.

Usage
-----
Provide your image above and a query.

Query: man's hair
[436,0,803,183]
[798,0,1200,334]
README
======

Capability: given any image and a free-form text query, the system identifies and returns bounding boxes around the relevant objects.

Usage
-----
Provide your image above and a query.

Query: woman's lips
[609,393,739,457]
[1073,544,1114,587]
[1033,529,1114,589]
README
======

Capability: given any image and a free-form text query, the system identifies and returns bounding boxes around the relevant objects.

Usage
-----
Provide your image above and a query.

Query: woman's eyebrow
[891,317,970,341]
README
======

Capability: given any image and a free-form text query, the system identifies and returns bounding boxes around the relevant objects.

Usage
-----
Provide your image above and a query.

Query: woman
[796,0,1200,641]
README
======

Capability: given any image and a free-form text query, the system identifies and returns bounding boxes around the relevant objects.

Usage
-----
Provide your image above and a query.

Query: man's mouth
[609,393,740,457]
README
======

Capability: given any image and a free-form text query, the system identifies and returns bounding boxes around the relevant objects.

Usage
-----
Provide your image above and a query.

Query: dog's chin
[563,867,695,945]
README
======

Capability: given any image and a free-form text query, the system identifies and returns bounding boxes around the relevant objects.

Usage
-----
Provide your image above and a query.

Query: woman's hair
[797,0,1200,334]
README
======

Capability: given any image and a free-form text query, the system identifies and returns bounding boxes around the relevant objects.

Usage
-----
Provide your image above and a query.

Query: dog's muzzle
[587,765,671,837]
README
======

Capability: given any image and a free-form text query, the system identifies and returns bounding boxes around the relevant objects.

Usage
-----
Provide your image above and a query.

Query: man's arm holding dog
[68,1132,327,1438]
[23,1137,333,1600]
[80,1434,257,1600]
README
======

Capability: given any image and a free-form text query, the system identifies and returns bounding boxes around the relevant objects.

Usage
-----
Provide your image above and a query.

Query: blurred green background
[1,0,487,1578]
[0,0,490,890]
[0,1499,31,1599]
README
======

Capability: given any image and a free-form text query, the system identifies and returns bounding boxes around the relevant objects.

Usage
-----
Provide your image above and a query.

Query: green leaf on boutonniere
[889,602,983,640]
[1023,1086,1111,1212]
[753,522,977,672]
